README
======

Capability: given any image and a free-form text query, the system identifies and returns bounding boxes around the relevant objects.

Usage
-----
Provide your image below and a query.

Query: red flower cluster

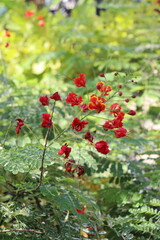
[39,92,61,106]
[65,160,85,176]
[25,11,45,26]
[103,107,127,138]
[58,144,71,159]
[66,93,82,106]
[96,82,112,96]
[88,95,106,113]
[15,118,24,134]
[73,73,86,87]
[15,72,138,178]
[95,141,110,155]
[72,118,88,132]
[41,113,52,127]
[4,29,11,48]
[37,15,45,27]
[103,112,125,131]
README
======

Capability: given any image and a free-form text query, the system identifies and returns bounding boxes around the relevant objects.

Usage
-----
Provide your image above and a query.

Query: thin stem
[0,229,44,234]
[33,102,55,191]
[105,90,119,102]
[47,125,71,148]
[33,127,50,191]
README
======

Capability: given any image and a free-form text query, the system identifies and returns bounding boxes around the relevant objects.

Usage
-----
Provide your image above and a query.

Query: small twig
[105,90,119,102]
[33,127,51,191]
[33,103,55,191]
[0,229,44,234]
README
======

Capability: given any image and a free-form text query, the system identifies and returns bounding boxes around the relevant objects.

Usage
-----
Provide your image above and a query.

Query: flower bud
[99,73,105,77]
[125,98,129,103]
[128,110,136,116]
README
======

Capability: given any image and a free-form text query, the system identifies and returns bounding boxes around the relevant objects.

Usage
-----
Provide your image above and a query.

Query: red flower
[102,85,112,96]
[103,115,124,131]
[66,93,82,106]
[15,118,24,134]
[25,10,34,18]
[50,92,61,101]
[72,118,88,132]
[42,113,51,119]
[96,82,104,90]
[41,113,52,127]
[37,15,44,20]
[128,110,136,116]
[76,207,86,214]
[73,73,86,87]
[95,141,110,154]
[80,104,89,112]
[84,131,94,143]
[39,96,49,106]
[96,82,112,96]
[58,144,71,159]
[5,43,9,48]
[65,159,75,172]
[103,120,115,131]
[110,103,121,116]
[112,118,123,128]
[4,30,11,37]
[116,112,125,121]
[88,95,106,113]
[38,20,45,27]
[114,128,127,138]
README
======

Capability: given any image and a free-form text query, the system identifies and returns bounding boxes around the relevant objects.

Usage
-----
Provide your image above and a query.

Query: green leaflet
[0,145,58,174]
